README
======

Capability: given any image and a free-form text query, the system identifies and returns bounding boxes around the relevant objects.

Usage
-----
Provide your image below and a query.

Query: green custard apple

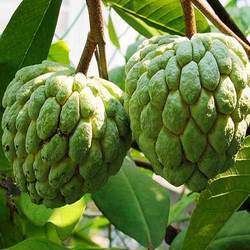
[125,33,250,191]
[2,61,131,207]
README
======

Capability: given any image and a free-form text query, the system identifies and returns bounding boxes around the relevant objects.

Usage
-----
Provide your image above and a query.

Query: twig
[165,225,181,245]
[191,0,250,57]
[207,0,250,46]
[181,0,197,38]
[108,223,112,248]
[76,0,108,79]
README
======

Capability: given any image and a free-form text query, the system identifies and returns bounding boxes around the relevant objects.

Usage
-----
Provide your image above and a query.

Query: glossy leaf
[3,239,67,250]
[108,13,120,48]
[0,0,62,102]
[182,137,250,250]
[103,0,210,37]
[48,40,70,64]
[93,157,170,249]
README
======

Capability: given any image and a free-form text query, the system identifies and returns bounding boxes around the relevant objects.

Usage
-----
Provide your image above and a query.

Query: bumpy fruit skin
[125,33,250,191]
[2,61,131,208]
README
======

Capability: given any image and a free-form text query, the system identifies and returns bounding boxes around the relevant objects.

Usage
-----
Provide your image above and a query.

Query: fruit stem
[191,0,250,58]
[207,0,250,46]
[181,0,197,39]
[77,0,108,79]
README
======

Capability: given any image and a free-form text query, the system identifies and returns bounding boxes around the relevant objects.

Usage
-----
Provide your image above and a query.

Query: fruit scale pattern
[2,61,131,208]
[125,33,250,191]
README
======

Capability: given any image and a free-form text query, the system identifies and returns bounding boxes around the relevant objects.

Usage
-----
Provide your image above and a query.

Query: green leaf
[48,40,70,64]
[3,238,67,250]
[168,193,199,225]
[0,0,62,102]
[182,137,250,250]
[171,211,250,250]
[113,7,162,38]
[108,13,120,48]
[93,157,170,249]
[104,0,210,37]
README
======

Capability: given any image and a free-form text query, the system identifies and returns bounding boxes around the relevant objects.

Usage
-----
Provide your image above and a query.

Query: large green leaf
[93,157,170,249]
[15,194,85,239]
[171,211,250,250]
[3,239,67,250]
[182,137,250,250]
[0,0,62,102]
[103,0,210,37]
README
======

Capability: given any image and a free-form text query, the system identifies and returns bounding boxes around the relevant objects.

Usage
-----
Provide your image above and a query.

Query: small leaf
[108,13,120,48]
[48,40,70,64]
[93,157,170,249]
[182,137,250,250]
[109,66,125,90]
[3,239,67,250]
[0,0,62,102]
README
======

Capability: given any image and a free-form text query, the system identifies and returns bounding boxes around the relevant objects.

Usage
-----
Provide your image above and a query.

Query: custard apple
[125,33,250,191]
[2,61,131,207]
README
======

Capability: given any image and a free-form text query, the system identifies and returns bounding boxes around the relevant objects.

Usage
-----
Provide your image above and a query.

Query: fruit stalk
[77,0,108,79]
[191,0,250,58]
[181,0,197,38]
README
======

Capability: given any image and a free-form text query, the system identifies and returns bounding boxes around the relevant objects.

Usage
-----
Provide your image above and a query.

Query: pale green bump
[91,97,106,139]
[165,56,181,90]
[16,72,52,104]
[191,89,217,133]
[155,128,182,169]
[41,134,67,165]
[162,90,189,135]
[208,115,235,153]
[176,39,192,66]
[33,151,50,181]
[227,120,247,157]
[191,36,206,62]
[59,92,80,134]
[114,104,130,137]
[28,85,46,120]
[43,195,65,208]
[180,61,201,104]
[16,102,30,133]
[23,154,35,182]
[198,51,220,91]
[157,50,174,69]
[2,129,16,162]
[148,69,168,110]
[101,119,120,163]
[5,102,22,133]
[4,80,23,107]
[14,131,26,158]
[26,120,41,154]
[210,39,232,74]
[147,55,164,78]
[181,119,207,162]
[56,76,74,105]
[140,103,162,139]
[79,87,96,118]
[73,73,86,92]
[80,141,103,179]
[215,76,237,114]
[69,120,92,163]
[163,161,195,187]
[36,97,61,140]
[49,158,77,188]
[186,170,207,192]
[13,158,27,192]
[2,107,10,130]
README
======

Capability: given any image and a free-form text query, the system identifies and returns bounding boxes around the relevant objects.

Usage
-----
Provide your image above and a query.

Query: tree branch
[134,159,153,171]
[181,0,197,38]
[191,0,250,58]
[207,0,250,46]
[77,0,108,79]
